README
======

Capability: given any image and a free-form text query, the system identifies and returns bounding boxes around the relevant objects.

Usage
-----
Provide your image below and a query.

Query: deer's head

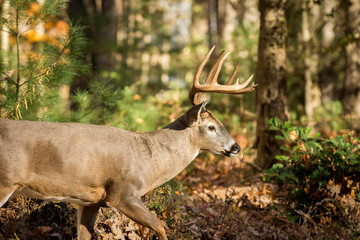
[184,101,240,157]
[185,46,257,157]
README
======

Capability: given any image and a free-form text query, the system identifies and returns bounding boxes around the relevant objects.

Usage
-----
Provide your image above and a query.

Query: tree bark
[1,0,9,65]
[215,0,226,47]
[121,0,130,68]
[255,0,289,169]
[318,0,336,105]
[342,0,360,120]
[93,0,118,72]
[208,0,216,48]
[302,2,321,125]
[67,0,92,110]
[0,0,10,114]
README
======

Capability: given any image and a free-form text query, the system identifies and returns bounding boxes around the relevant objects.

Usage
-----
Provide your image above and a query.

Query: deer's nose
[231,143,241,153]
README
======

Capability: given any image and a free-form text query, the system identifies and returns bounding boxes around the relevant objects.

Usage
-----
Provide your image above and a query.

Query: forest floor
[0,136,359,240]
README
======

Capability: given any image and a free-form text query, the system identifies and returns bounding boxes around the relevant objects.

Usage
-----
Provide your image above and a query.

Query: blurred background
[1,0,359,133]
[0,0,359,239]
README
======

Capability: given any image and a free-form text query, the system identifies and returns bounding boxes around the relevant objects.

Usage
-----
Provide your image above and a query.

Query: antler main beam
[189,46,257,105]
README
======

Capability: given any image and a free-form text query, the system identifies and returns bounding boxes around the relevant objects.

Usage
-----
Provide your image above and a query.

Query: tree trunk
[67,0,92,110]
[302,2,321,125]
[121,0,130,68]
[93,0,119,72]
[318,0,336,105]
[215,0,226,48]
[208,0,216,48]
[343,0,360,121]
[1,0,9,65]
[0,0,10,115]
[255,0,289,169]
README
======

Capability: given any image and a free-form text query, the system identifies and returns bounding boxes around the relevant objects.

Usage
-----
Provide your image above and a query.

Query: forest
[0,0,359,239]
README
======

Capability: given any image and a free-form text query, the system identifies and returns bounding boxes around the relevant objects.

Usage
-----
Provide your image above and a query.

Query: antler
[189,46,257,105]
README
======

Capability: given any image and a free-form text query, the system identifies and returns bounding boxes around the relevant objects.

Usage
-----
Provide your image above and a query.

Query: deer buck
[0,46,256,240]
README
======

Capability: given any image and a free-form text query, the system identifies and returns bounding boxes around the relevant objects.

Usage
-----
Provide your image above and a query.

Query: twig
[15,9,20,101]
[33,36,71,80]
[21,51,46,87]
[294,209,318,234]
[217,155,244,232]
[243,160,262,172]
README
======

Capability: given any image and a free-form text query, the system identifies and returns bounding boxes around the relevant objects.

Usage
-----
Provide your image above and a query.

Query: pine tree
[0,0,89,120]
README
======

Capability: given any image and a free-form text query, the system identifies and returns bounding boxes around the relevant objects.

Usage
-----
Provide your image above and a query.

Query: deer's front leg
[109,196,168,240]
[77,205,100,240]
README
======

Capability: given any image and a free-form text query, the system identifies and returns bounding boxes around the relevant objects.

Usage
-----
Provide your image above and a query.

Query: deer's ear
[185,101,208,126]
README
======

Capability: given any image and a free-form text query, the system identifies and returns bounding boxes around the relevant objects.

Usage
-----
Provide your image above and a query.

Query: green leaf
[269,126,279,131]
[313,169,319,178]
[315,142,323,150]
[278,174,287,183]
[283,121,291,129]
[288,173,299,183]
[282,130,289,139]
[272,163,284,169]
[288,126,297,132]
[275,135,285,140]
[268,117,280,127]
[313,132,321,139]
[275,155,289,161]
[305,127,312,135]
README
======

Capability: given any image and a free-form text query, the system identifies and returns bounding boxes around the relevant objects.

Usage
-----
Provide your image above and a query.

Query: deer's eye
[208,125,216,131]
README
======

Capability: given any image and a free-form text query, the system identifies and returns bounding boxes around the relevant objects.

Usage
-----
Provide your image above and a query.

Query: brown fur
[0,102,240,240]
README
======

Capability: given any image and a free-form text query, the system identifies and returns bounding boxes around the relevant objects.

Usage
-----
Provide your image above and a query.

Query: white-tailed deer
[0,46,256,240]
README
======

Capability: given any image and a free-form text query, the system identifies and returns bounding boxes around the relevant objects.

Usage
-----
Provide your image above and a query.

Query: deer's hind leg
[77,205,100,240]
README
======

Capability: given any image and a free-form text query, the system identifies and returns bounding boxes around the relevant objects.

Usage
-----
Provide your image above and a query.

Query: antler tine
[235,74,255,89]
[204,50,225,85]
[225,62,240,85]
[190,46,215,105]
[210,51,231,85]
[194,46,215,86]
[189,46,257,105]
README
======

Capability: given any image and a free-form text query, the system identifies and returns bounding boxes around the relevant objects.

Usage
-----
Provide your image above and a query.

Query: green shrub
[145,181,183,229]
[264,118,360,223]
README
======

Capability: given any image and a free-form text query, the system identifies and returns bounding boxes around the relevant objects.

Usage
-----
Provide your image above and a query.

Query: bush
[264,118,360,227]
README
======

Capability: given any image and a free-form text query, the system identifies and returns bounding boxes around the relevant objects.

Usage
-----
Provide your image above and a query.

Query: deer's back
[0,119,141,202]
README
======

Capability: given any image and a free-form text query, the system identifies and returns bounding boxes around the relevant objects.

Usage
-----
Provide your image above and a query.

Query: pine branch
[33,36,71,80]
[20,51,45,87]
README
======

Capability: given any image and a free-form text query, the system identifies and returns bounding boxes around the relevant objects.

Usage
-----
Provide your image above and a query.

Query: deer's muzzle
[224,143,241,157]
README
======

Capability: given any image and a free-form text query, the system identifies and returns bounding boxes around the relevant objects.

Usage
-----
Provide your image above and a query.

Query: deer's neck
[140,117,199,192]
